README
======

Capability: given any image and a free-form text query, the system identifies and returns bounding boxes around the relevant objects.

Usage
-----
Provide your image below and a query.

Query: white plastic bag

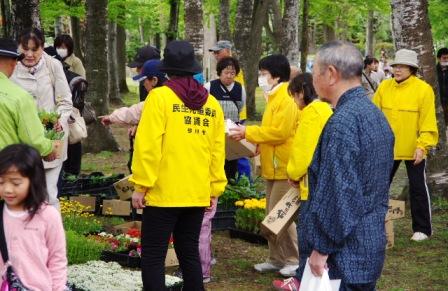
[300,258,341,291]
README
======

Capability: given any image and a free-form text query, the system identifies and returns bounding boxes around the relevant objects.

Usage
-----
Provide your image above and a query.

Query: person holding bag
[10,28,73,209]
[0,144,67,291]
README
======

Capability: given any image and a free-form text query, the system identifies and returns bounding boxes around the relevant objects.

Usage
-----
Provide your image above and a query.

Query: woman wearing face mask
[229,54,299,277]
[10,28,73,210]
[54,34,85,77]
[373,49,438,242]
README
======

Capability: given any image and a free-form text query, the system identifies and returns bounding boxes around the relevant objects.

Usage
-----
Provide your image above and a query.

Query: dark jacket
[437,63,448,104]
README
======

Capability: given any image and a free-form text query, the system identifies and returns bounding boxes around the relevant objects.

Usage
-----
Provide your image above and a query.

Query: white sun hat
[390,49,419,68]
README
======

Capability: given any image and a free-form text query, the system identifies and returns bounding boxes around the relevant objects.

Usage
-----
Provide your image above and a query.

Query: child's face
[0,166,30,211]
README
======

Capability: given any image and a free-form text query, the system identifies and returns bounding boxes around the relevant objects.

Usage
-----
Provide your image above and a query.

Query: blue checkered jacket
[297,86,394,284]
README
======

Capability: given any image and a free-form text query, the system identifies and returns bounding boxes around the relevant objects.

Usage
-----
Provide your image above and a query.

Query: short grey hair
[315,41,363,79]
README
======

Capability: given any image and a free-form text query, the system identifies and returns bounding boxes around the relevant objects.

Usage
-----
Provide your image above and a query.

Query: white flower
[68,261,183,290]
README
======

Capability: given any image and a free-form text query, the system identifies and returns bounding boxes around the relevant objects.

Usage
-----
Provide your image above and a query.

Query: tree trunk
[117,24,128,93]
[300,0,309,73]
[108,21,121,105]
[219,0,231,40]
[70,16,84,62]
[167,0,180,42]
[84,0,119,153]
[138,17,145,44]
[323,23,336,42]
[365,10,374,56]
[234,0,270,119]
[281,0,299,65]
[391,0,447,195]
[55,16,64,36]
[11,0,41,40]
[1,0,13,38]
[184,0,204,65]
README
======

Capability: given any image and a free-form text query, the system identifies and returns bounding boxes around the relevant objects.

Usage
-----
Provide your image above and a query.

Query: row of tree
[0,0,445,156]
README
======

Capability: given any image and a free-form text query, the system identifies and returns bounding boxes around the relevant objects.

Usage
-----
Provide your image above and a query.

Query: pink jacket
[0,204,67,291]
[109,102,144,125]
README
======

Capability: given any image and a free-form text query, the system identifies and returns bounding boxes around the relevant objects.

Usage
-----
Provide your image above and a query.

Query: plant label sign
[113,175,135,201]
[102,199,131,216]
[386,199,405,220]
[70,195,96,212]
[260,188,300,242]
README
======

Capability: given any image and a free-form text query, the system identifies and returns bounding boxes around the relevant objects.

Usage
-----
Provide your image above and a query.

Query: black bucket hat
[159,40,202,74]
[0,38,24,60]
[128,45,161,68]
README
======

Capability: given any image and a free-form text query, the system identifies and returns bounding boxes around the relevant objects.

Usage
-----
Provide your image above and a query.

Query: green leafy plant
[66,230,107,265]
[219,175,265,209]
[38,110,64,140]
[60,199,103,235]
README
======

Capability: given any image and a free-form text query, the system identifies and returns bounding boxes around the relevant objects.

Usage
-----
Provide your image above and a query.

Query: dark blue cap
[132,59,166,82]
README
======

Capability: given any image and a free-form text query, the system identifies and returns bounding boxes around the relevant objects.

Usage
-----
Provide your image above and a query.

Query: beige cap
[390,49,419,68]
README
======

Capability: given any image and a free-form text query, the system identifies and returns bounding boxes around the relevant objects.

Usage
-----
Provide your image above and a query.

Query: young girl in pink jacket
[0,144,67,291]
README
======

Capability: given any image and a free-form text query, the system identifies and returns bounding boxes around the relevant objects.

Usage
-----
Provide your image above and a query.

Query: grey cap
[209,40,232,52]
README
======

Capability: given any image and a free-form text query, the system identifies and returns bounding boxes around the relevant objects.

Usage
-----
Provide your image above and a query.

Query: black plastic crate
[229,228,268,245]
[212,206,236,231]
[100,250,141,268]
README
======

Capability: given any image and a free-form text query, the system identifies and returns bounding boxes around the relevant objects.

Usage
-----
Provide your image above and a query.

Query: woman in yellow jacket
[130,41,227,291]
[286,73,333,200]
[373,49,438,242]
[230,54,299,277]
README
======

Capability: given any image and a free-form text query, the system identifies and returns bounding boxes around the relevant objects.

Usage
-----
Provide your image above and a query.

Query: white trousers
[45,164,62,210]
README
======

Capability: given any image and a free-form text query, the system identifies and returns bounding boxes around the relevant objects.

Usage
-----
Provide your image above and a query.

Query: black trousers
[141,206,205,291]
[390,160,432,236]
[63,142,82,175]
[224,159,239,183]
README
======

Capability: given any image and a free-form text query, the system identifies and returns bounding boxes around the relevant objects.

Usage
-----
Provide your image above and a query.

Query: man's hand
[288,178,300,188]
[132,191,146,209]
[206,197,217,212]
[413,148,425,165]
[43,142,59,162]
[309,250,328,277]
[100,115,112,126]
[229,125,246,141]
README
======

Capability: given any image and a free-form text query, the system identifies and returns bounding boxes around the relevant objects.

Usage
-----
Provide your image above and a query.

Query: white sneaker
[411,232,429,241]
[279,264,299,277]
[254,262,282,273]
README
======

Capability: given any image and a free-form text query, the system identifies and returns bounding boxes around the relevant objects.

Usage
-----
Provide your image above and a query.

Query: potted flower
[38,110,64,158]
[230,198,267,244]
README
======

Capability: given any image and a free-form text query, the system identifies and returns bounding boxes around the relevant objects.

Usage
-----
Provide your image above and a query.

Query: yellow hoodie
[373,75,438,160]
[287,100,333,200]
[129,86,227,207]
[246,82,299,180]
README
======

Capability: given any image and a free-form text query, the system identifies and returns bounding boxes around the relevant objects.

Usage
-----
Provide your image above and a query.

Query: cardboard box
[70,195,96,212]
[225,119,256,160]
[113,175,135,201]
[102,199,131,216]
[386,199,405,220]
[113,221,142,234]
[260,188,300,241]
[385,220,394,249]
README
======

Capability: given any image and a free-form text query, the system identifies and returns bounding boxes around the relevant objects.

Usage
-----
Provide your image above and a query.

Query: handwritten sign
[385,220,394,249]
[261,188,300,241]
[113,175,134,201]
[386,199,405,220]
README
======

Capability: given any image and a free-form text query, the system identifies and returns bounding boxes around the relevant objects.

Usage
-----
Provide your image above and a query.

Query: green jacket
[0,72,52,155]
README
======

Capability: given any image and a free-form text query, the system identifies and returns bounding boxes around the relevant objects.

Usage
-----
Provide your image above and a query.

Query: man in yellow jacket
[230,54,299,277]
[130,41,227,290]
[373,49,438,241]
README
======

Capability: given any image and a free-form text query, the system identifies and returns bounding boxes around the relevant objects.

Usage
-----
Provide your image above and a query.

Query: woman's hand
[128,125,138,138]
[229,125,246,141]
[100,115,112,126]
[288,179,300,188]
[206,197,217,212]
[54,120,63,132]
[413,148,425,165]
[132,191,146,209]
[309,250,328,277]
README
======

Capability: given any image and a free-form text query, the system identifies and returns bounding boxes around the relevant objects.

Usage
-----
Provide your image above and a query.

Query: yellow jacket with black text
[287,100,333,200]
[373,75,438,160]
[129,86,227,207]
[245,82,299,180]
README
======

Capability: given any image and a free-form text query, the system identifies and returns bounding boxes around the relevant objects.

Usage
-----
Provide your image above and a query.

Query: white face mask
[441,62,448,67]
[56,48,68,59]
[258,75,272,93]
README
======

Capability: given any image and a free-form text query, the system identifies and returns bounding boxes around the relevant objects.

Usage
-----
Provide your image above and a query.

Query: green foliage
[61,199,103,235]
[235,208,265,234]
[66,230,107,265]
[429,0,448,47]
[219,175,265,209]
